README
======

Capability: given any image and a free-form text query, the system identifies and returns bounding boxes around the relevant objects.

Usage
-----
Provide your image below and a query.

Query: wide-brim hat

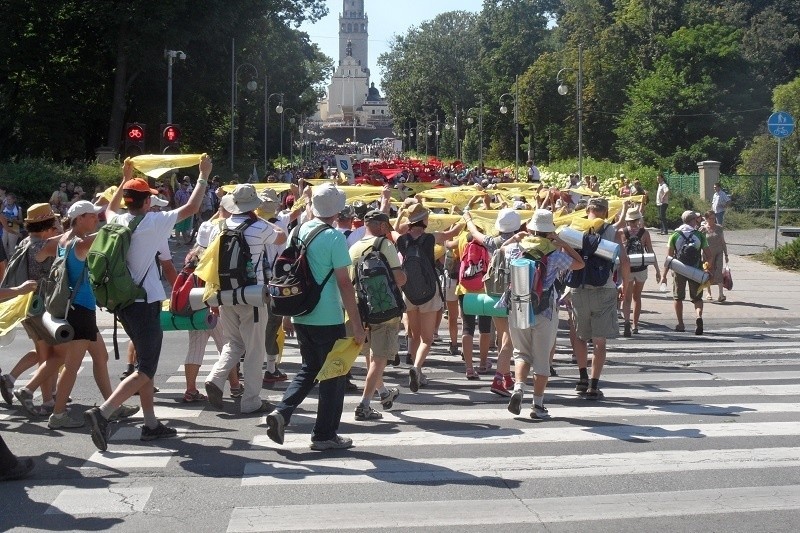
[624,207,643,221]
[527,209,556,233]
[311,184,346,218]
[24,203,56,223]
[406,203,430,224]
[221,184,263,214]
[495,208,521,233]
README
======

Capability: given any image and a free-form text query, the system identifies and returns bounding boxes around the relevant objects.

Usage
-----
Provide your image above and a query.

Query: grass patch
[752,238,800,271]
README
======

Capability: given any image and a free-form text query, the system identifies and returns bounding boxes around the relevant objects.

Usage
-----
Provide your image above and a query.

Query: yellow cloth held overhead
[220,182,292,194]
[315,338,361,382]
[0,292,35,336]
[130,154,205,179]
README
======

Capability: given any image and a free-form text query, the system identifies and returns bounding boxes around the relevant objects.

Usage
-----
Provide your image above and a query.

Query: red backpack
[170,260,203,317]
[459,238,491,293]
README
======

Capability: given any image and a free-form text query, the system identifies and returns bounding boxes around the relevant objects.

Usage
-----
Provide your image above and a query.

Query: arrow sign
[767,111,795,139]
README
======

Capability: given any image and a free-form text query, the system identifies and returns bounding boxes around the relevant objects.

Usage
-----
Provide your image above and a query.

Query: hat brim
[24,213,56,223]
[527,220,556,233]
[221,195,262,214]
[625,214,643,221]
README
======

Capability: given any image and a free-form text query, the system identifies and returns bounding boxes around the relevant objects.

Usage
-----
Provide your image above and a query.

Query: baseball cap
[587,197,609,211]
[67,200,103,220]
[122,178,158,195]
[363,209,391,225]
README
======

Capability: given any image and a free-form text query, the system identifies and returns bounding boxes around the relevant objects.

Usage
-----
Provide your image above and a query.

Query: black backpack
[354,237,405,324]
[218,219,258,291]
[675,230,701,267]
[624,227,647,273]
[398,233,439,305]
[565,224,614,288]
[268,222,334,317]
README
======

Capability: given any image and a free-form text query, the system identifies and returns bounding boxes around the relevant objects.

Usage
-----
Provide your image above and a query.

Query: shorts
[509,301,558,377]
[404,293,442,314]
[458,294,492,337]
[672,273,702,303]
[629,269,648,284]
[186,319,224,366]
[65,304,99,342]
[571,287,619,340]
[118,301,163,379]
[365,318,400,358]
[442,275,458,302]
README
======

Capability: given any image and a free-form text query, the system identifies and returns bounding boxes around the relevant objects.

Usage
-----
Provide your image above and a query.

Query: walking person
[83,155,210,451]
[700,210,728,302]
[620,207,661,334]
[665,211,709,334]
[1,193,22,259]
[265,184,367,450]
[656,173,670,234]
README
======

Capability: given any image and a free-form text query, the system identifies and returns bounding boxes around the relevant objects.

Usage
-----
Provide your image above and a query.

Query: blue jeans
[118,301,163,379]
[274,323,346,442]
[715,211,724,225]
[658,203,669,234]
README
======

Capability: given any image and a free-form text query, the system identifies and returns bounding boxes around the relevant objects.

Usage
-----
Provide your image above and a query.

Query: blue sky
[298,0,485,92]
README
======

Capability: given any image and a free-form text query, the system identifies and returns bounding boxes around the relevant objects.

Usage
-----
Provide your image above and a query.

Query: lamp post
[282,108,297,164]
[230,50,259,172]
[273,94,287,163]
[467,97,484,171]
[444,116,458,161]
[500,76,520,180]
[266,92,284,169]
[164,49,186,125]
[557,43,584,179]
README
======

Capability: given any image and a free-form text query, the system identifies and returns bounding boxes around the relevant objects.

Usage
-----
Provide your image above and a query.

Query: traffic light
[123,123,146,156]
[161,124,182,154]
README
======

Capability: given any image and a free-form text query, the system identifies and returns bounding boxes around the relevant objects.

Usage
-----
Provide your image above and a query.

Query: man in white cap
[266,183,367,451]
[665,210,708,334]
[202,184,286,414]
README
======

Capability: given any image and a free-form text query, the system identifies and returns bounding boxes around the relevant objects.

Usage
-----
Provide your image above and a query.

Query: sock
[579,368,589,381]
[4,374,15,386]
[266,355,277,373]
[514,382,524,393]
[590,378,599,390]
[126,363,135,374]
[98,401,117,420]
[143,410,159,429]
[533,394,544,407]
[377,385,389,397]
[42,399,55,408]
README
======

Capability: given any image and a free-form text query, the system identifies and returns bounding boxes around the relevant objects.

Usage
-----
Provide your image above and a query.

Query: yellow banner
[316,338,362,381]
[130,154,204,179]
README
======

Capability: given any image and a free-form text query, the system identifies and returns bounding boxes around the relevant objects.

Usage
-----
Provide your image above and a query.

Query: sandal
[718,295,726,302]
[477,361,494,374]
[182,389,207,403]
[465,368,480,380]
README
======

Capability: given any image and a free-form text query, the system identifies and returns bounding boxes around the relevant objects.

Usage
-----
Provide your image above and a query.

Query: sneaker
[0,457,34,482]
[490,377,512,397]
[345,379,360,393]
[418,371,429,388]
[262,368,288,384]
[240,399,273,415]
[108,404,140,421]
[507,388,523,415]
[583,389,604,400]
[632,326,639,334]
[409,367,420,392]
[48,411,84,429]
[405,354,414,365]
[503,374,514,390]
[448,343,461,356]
[531,404,550,420]
[1,374,14,407]
[266,411,285,445]
[549,366,558,377]
[229,383,244,398]
[84,407,110,452]
[623,321,632,337]
[119,369,132,381]
[182,389,207,403]
[204,381,224,409]
[354,403,383,421]
[695,317,703,335]
[379,387,400,410]
[575,380,589,393]
[13,388,40,418]
[310,435,353,451]
[140,421,178,441]
[391,354,400,366]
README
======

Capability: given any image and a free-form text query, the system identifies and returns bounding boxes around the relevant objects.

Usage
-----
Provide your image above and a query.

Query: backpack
[442,246,459,279]
[483,237,510,296]
[218,219,258,291]
[624,227,647,273]
[459,237,490,292]
[170,258,202,317]
[268,222,335,317]
[87,215,147,312]
[675,230,701,267]
[511,249,555,315]
[354,237,405,324]
[399,233,439,305]
[43,240,86,319]
[564,223,614,288]
[0,237,32,289]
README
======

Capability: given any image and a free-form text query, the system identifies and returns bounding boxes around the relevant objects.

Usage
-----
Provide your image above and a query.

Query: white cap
[150,195,169,208]
[67,200,103,220]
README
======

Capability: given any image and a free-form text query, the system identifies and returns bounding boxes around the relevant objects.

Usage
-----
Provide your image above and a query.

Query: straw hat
[406,203,430,224]
[24,203,56,223]
[624,207,643,221]
[221,184,263,214]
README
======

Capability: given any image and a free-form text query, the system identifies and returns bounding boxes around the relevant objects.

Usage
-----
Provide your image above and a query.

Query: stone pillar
[697,160,721,202]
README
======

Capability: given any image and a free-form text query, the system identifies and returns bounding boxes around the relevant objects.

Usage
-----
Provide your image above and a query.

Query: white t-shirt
[263,211,291,277]
[657,183,670,206]
[345,225,366,248]
[113,211,179,303]
[528,165,540,182]
[206,214,279,284]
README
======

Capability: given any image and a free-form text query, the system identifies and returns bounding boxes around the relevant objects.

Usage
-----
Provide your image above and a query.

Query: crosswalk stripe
[82,449,176,469]
[241,446,800,486]
[251,421,800,450]
[227,485,800,531]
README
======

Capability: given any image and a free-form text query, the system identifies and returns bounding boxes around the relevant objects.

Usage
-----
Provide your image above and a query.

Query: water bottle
[245,260,256,282]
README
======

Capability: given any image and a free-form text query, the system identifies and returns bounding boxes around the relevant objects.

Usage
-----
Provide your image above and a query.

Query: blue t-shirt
[292,219,351,326]
[58,242,95,310]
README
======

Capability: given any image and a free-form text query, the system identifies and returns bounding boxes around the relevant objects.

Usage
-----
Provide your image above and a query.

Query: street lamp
[444,115,459,161]
[274,94,287,161]
[266,92,283,167]
[283,108,297,164]
[164,49,186,124]
[467,97,484,171]
[556,43,584,179]
[230,59,259,172]
[500,76,520,180]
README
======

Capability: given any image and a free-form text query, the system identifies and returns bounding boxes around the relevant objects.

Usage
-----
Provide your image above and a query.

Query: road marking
[82,449,176,469]
[45,487,153,515]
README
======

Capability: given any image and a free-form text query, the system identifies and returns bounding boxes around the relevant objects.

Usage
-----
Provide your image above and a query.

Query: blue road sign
[767,111,795,139]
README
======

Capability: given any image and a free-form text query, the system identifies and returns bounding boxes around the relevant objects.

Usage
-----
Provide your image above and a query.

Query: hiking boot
[623,321,632,337]
[490,377,512,397]
[695,317,703,335]
[204,381,224,410]
[448,343,461,356]
[262,368,288,384]
[379,387,400,410]
[1,374,14,407]
[266,411,285,445]
[575,380,589,393]
[310,435,353,451]
[13,388,40,418]
[409,367,420,393]
[354,404,383,421]
[108,404,140,422]
[507,389,523,416]
[229,383,244,398]
[531,404,550,420]
[48,411,84,429]
[84,407,110,452]
[140,422,178,441]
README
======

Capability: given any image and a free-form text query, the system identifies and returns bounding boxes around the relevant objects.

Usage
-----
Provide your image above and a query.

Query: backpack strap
[298,222,336,288]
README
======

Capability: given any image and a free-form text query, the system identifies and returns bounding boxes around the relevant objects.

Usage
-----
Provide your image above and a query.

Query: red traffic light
[126,124,145,140]
[162,125,181,143]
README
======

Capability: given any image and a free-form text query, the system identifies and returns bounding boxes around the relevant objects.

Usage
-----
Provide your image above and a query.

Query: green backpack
[87,215,147,312]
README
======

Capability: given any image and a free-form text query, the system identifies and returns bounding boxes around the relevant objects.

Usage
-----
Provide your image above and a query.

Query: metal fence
[664,172,800,210]
[663,172,699,196]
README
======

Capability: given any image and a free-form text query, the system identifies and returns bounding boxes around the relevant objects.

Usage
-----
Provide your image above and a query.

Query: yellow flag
[220,182,292,194]
[130,154,204,179]
[316,338,361,381]
[0,292,34,336]
[194,229,222,300]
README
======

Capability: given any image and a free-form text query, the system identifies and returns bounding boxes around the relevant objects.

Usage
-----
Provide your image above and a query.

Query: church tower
[339,0,368,74]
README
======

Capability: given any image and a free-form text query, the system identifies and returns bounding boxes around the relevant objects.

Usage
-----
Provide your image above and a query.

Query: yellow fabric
[518,235,558,257]
[0,292,34,336]
[130,154,204,179]
[220,182,292,194]
[194,225,223,301]
[433,243,445,261]
[100,186,118,202]
[315,337,361,381]
[420,214,462,233]
[276,327,285,364]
